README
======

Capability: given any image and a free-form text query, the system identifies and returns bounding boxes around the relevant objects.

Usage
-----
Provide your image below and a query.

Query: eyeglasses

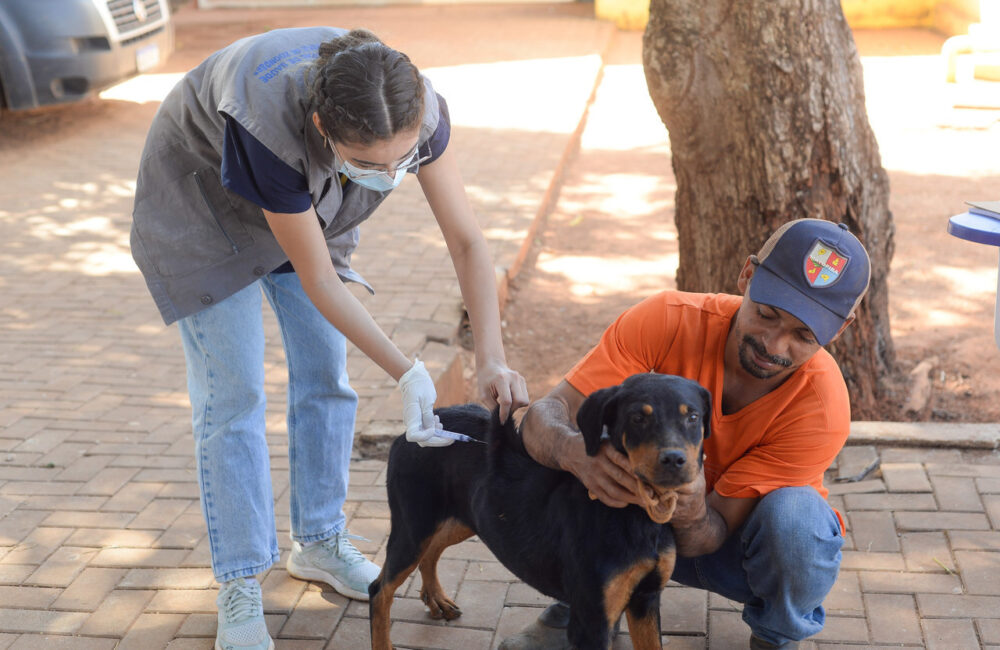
[327,138,432,180]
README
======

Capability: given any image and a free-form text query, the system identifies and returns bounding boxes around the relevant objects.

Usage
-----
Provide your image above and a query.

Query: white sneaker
[287,531,381,600]
[215,578,274,650]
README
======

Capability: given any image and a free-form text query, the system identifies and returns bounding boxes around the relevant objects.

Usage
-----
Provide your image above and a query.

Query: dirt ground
[499,27,1000,424]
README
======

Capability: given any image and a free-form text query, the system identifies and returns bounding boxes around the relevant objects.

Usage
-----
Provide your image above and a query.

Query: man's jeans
[178,272,358,583]
[671,486,843,646]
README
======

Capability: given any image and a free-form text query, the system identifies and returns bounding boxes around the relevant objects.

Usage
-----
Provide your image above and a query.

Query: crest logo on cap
[804,240,849,288]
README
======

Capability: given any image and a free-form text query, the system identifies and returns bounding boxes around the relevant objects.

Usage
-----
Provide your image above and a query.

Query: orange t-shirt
[566,290,850,514]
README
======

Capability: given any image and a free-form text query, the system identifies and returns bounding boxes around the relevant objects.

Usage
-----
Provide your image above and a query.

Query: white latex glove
[398,360,453,447]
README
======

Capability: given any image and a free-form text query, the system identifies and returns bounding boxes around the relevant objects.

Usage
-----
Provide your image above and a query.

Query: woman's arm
[416,145,528,420]
[261,206,412,381]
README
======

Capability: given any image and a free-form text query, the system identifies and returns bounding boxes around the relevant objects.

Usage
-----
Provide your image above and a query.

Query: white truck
[0,0,174,111]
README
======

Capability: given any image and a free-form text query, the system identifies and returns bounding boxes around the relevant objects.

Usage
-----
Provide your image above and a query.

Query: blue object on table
[948,211,1000,349]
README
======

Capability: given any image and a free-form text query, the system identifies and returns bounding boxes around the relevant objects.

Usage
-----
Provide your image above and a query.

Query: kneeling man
[507,219,869,650]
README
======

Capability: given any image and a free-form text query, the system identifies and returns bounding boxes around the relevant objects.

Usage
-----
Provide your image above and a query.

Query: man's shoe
[498,601,620,650]
[215,578,274,650]
[497,617,572,650]
[287,531,381,601]
[750,635,799,649]
[537,601,570,628]
[498,601,572,650]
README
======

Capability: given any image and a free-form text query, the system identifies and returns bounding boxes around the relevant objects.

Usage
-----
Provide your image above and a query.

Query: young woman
[130,27,527,650]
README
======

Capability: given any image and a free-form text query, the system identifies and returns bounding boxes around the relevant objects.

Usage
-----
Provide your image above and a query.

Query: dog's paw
[421,588,463,620]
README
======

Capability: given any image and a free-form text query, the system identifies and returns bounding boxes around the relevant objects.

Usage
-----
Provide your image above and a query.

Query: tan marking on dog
[683,441,701,473]
[603,558,656,631]
[656,551,676,590]
[370,560,419,650]
[626,608,664,650]
[679,403,689,416]
[418,519,474,621]
[642,403,654,415]
[626,442,660,477]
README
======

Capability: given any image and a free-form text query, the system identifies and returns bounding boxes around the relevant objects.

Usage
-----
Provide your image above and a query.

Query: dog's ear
[698,383,712,439]
[576,385,620,456]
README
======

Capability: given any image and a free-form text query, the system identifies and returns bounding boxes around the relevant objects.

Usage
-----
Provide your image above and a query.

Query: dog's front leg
[624,595,663,650]
[597,559,662,650]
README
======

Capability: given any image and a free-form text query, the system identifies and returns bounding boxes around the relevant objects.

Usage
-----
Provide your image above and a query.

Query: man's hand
[669,470,760,558]
[563,441,645,509]
[668,470,708,527]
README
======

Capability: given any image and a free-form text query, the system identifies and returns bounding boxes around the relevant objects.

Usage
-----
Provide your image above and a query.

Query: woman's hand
[398,360,455,447]
[476,359,529,423]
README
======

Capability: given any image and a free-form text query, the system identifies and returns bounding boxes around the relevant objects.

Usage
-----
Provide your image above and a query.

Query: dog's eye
[687,413,700,424]
[630,413,644,424]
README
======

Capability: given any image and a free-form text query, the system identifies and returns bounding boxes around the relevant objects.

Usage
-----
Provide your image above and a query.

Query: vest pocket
[132,166,255,279]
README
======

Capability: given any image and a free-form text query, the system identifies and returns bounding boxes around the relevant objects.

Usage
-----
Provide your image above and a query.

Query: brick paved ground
[1,4,1000,649]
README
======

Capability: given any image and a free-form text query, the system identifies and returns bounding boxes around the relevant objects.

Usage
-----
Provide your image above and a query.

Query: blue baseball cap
[748,219,871,346]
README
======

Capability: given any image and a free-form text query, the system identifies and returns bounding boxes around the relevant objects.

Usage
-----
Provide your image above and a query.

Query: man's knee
[752,487,836,530]
[745,487,842,567]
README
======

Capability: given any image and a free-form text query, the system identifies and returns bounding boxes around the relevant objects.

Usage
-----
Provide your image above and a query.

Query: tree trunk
[643,0,897,419]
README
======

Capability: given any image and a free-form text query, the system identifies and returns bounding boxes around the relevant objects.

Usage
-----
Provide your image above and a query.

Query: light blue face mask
[339,158,409,192]
[327,137,425,193]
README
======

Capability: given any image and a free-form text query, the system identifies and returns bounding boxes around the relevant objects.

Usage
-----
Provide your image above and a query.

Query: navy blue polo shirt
[221,94,451,272]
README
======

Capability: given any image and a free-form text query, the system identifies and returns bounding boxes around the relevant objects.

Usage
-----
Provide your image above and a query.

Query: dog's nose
[658,449,686,468]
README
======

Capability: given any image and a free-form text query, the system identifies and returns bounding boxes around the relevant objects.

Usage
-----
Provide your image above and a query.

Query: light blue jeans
[178,272,358,583]
[671,486,843,646]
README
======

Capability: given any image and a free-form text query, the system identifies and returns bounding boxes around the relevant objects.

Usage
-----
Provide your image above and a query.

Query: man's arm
[670,481,758,557]
[521,380,645,509]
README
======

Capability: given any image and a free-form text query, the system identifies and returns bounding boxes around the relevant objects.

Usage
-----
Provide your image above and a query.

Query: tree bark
[643,0,897,419]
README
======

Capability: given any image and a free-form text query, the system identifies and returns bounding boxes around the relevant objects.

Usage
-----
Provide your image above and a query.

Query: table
[948,211,1000,350]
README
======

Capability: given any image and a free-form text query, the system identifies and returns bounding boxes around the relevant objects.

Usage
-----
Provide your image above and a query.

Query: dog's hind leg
[369,566,412,650]
[369,530,424,650]
[417,518,474,620]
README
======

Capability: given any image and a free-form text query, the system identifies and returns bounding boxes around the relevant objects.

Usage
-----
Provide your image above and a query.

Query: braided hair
[311,29,425,146]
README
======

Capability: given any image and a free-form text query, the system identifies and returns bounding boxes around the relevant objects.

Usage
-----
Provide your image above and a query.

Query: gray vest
[130,26,440,324]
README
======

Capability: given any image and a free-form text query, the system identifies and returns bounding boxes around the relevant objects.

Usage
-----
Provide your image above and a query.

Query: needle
[423,428,486,444]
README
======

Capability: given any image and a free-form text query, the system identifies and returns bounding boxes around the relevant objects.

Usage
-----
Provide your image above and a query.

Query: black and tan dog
[369,373,710,650]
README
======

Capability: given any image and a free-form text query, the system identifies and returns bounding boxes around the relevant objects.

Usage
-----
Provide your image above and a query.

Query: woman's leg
[261,271,358,542]
[178,282,279,583]
[262,272,379,601]
[671,486,843,645]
